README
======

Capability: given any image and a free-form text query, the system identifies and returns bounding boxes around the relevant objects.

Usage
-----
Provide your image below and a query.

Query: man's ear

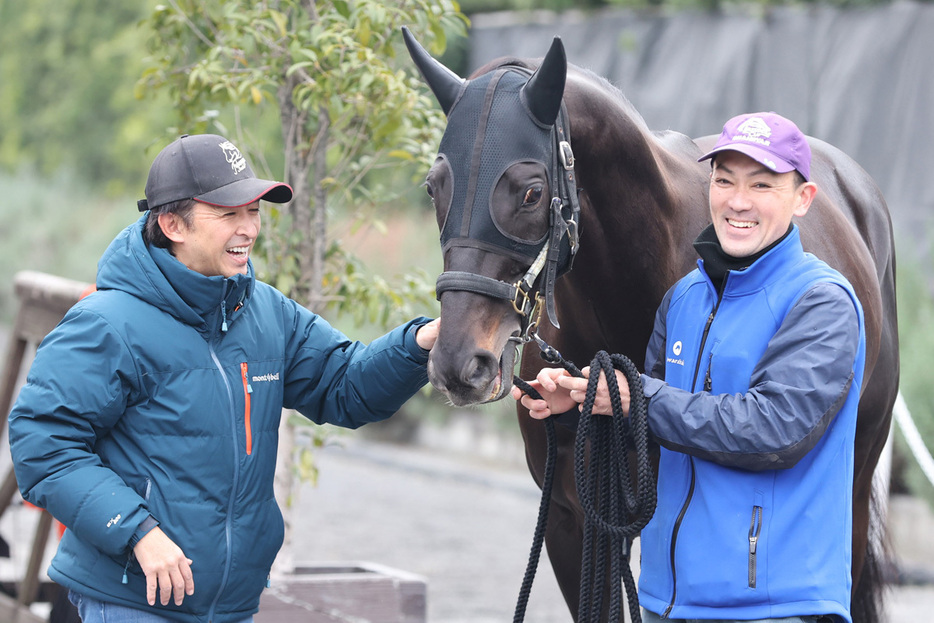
[158,212,187,243]
[793,182,818,218]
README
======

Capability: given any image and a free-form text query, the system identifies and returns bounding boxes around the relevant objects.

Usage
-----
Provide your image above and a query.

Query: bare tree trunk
[271,75,310,579]
[271,3,329,579]
[308,104,330,312]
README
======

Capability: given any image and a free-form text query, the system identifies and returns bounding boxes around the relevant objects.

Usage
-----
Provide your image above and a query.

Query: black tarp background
[467,2,934,260]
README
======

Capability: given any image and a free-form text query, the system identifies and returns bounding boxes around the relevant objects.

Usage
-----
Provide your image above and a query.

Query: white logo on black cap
[219,141,247,175]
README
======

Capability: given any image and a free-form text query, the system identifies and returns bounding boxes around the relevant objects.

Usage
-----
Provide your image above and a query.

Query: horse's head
[404,28,580,406]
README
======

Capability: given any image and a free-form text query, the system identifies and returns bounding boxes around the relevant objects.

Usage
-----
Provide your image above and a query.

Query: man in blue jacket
[515,112,864,622]
[9,133,440,623]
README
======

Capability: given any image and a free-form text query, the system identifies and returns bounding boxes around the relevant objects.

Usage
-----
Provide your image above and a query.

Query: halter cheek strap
[542,106,581,329]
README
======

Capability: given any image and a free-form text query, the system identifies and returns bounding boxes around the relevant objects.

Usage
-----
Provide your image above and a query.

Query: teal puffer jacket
[9,215,431,622]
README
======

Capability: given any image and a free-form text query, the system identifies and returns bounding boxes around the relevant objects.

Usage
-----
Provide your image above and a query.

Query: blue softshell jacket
[637,226,865,622]
[8,215,431,622]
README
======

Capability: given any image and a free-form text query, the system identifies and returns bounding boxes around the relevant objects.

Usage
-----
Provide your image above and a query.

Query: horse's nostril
[460,351,498,388]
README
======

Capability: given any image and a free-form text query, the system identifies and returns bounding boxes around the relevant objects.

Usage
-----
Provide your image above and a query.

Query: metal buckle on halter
[567,215,580,253]
[508,292,544,345]
[559,140,574,170]
[512,280,533,315]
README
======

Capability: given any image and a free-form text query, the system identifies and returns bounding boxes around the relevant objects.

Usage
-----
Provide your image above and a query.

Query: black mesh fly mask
[406,30,581,337]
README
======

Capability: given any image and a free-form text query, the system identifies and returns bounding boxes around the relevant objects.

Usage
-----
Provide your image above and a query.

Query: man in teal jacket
[9,134,439,623]
[515,113,864,622]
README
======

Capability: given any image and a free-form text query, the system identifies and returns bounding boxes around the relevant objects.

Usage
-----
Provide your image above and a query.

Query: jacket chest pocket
[240,362,253,455]
[234,361,284,456]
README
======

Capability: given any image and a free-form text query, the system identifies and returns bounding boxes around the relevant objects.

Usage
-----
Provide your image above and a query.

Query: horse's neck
[556,84,708,362]
[574,111,704,286]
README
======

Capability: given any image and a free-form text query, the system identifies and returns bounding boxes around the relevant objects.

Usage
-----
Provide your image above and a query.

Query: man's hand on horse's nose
[416,318,440,350]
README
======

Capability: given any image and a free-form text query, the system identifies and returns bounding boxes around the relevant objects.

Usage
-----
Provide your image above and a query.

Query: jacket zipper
[662,457,696,618]
[121,478,153,584]
[690,309,716,391]
[241,362,253,456]
[665,281,721,616]
[703,352,713,392]
[748,505,763,588]
[207,345,240,622]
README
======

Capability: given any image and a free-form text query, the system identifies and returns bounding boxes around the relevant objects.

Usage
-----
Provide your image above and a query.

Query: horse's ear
[522,37,567,127]
[402,26,465,116]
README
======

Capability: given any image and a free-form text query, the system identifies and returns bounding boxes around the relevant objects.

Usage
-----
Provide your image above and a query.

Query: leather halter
[435,91,581,338]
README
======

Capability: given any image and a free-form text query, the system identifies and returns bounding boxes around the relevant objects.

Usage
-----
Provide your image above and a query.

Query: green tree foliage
[455,0,914,14]
[894,257,934,506]
[138,0,467,316]
[0,0,173,196]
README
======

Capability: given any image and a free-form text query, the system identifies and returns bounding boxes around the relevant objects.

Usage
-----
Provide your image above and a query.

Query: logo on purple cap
[734,117,772,146]
[733,117,779,170]
[219,141,247,175]
[698,111,810,180]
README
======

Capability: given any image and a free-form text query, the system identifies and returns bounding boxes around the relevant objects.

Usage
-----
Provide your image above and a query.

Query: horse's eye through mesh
[438,68,555,262]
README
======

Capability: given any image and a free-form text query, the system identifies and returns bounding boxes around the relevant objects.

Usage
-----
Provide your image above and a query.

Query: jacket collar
[696,223,803,295]
[96,215,254,335]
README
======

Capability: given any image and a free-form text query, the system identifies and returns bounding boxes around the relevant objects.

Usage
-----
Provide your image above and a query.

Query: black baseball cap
[137,134,293,212]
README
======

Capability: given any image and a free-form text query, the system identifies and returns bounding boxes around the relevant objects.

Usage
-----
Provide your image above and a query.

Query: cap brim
[195,177,293,207]
[697,143,796,175]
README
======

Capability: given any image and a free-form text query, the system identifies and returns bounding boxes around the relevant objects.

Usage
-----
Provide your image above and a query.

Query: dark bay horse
[403,28,899,622]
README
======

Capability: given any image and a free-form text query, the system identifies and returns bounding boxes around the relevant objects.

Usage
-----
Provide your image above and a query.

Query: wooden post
[0,271,90,619]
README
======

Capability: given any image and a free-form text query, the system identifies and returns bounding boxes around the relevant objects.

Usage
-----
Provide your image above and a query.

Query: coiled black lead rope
[512,345,656,623]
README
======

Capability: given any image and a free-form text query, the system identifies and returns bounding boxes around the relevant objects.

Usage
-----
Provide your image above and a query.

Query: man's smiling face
[708,151,816,258]
[165,201,261,278]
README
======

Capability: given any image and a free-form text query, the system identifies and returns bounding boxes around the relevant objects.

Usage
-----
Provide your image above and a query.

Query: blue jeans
[641,608,829,623]
[68,590,254,623]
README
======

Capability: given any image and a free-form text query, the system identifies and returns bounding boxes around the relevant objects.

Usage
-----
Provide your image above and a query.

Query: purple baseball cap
[698,112,811,181]
[138,134,293,212]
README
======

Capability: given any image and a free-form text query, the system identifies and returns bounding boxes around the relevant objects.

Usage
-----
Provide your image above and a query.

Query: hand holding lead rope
[512,342,656,623]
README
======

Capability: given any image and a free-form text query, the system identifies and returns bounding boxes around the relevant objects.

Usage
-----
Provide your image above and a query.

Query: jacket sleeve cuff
[404,316,433,361]
[641,374,666,399]
[128,515,160,550]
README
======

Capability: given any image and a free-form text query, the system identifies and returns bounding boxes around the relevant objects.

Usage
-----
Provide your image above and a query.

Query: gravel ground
[288,435,934,623]
[0,433,931,622]
[289,435,572,622]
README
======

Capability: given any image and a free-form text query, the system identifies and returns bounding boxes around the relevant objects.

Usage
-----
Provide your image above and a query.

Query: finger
[536,368,557,392]
[596,370,609,390]
[170,567,186,606]
[159,570,172,606]
[185,559,195,596]
[616,371,631,398]
[147,573,158,606]
[556,376,585,392]
[538,368,567,392]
